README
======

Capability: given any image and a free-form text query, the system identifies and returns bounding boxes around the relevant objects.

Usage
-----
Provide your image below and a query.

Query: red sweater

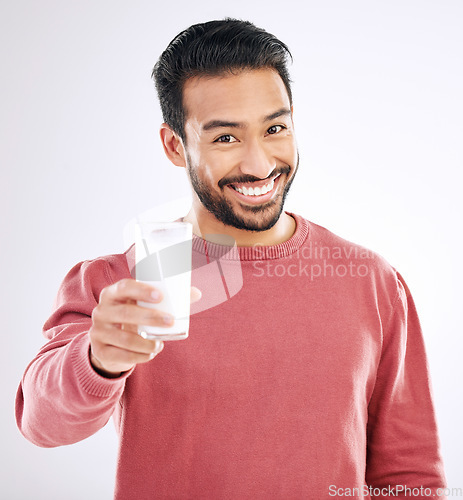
[16,214,447,499]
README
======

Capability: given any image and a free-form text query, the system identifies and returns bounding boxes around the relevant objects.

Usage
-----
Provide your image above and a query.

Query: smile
[230,173,281,195]
[226,173,282,205]
[232,177,275,196]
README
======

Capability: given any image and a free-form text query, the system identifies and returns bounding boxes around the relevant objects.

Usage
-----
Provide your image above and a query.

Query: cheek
[190,159,223,188]
[273,137,298,165]
[185,145,201,166]
[185,147,215,184]
[201,150,236,184]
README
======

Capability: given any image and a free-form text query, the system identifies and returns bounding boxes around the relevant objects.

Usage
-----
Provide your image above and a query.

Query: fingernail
[151,290,160,301]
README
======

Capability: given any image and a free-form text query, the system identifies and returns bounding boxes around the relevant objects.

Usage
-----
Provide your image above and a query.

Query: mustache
[218,166,291,189]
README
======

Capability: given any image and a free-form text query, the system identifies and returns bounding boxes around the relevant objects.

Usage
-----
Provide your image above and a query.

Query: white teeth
[233,177,275,196]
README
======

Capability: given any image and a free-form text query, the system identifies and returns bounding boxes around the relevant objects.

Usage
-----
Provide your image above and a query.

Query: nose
[239,139,276,179]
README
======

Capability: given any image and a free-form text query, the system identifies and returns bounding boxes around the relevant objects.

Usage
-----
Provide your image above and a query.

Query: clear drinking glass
[135,221,193,340]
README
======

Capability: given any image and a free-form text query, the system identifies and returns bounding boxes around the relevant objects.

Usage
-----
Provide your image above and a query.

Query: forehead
[182,68,291,127]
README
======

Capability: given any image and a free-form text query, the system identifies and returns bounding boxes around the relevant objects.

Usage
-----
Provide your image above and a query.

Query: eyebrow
[202,107,291,132]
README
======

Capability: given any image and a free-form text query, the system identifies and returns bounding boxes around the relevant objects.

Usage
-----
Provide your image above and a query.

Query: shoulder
[292,213,402,302]
[293,214,392,268]
[55,248,134,304]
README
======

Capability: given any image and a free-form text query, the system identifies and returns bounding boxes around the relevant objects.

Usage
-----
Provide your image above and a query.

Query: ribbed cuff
[70,333,133,398]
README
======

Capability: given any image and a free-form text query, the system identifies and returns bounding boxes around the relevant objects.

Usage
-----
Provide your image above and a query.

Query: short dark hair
[152,18,293,142]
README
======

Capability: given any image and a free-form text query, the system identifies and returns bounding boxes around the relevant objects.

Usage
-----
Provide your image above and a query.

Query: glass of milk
[135,221,193,340]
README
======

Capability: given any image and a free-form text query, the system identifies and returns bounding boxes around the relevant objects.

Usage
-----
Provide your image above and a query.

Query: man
[16,19,447,499]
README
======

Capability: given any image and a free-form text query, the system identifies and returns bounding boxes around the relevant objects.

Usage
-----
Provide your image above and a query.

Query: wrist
[89,349,125,379]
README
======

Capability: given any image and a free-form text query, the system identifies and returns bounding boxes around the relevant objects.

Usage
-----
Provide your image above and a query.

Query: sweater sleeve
[15,257,132,448]
[365,271,447,499]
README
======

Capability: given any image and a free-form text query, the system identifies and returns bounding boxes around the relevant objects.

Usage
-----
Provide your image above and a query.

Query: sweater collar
[191,212,309,261]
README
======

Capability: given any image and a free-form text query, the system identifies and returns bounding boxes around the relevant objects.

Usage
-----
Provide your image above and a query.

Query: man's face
[181,68,299,232]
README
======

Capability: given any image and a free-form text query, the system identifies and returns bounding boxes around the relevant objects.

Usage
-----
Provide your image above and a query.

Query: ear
[160,123,186,167]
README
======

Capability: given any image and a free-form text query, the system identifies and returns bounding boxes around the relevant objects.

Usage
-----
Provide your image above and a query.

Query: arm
[366,272,447,499]
[15,257,166,447]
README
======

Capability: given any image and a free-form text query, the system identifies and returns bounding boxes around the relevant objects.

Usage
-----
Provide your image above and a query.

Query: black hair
[152,18,293,142]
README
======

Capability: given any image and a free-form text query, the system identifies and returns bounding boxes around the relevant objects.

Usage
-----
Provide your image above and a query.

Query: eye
[267,125,285,135]
[214,134,238,143]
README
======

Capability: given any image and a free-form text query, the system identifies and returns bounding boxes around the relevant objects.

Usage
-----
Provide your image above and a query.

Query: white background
[1,0,462,498]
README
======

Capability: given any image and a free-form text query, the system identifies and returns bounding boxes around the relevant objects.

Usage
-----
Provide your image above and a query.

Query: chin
[220,197,286,232]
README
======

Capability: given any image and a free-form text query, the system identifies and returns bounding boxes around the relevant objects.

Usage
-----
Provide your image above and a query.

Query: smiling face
[162,68,299,240]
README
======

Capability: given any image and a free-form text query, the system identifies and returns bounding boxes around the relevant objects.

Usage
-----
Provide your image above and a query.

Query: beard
[186,152,299,232]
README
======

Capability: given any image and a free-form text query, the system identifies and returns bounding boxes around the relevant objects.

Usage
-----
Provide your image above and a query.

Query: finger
[91,341,164,374]
[150,340,164,357]
[93,302,174,328]
[190,286,202,304]
[99,279,163,305]
[120,322,138,334]
[95,324,164,355]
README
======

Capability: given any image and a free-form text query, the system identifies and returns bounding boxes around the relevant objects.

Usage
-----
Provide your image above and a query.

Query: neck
[183,203,296,247]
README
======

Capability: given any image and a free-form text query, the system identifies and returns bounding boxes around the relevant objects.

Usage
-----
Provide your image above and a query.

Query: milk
[135,222,192,340]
